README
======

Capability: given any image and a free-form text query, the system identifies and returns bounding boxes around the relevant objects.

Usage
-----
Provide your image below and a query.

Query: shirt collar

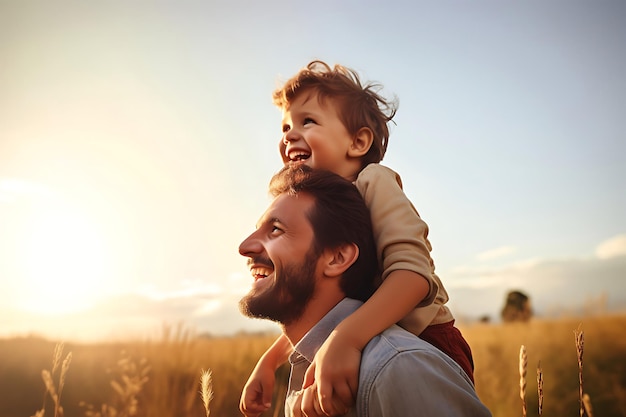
[289,298,363,365]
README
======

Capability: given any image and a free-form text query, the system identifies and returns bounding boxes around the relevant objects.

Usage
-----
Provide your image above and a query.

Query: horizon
[1,284,624,344]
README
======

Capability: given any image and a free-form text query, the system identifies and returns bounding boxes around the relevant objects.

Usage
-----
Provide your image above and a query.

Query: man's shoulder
[358,324,468,386]
[360,324,438,369]
[356,325,491,417]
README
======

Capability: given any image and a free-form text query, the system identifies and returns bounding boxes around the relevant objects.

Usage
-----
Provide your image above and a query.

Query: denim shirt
[285,299,492,417]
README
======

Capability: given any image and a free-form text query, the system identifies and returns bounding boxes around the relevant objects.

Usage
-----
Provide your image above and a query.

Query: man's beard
[239,250,317,326]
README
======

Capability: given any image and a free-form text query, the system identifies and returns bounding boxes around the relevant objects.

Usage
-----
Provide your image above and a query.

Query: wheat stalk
[57,352,72,404]
[519,345,527,417]
[574,326,585,417]
[51,343,64,377]
[200,368,214,417]
[41,370,58,405]
[536,361,543,416]
[582,393,594,417]
[33,343,71,417]
[80,350,150,417]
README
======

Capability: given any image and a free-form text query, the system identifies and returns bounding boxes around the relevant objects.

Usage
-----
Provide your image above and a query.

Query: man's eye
[271,225,284,234]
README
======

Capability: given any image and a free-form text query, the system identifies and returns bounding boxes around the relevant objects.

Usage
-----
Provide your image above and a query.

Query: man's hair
[269,165,378,301]
[273,60,398,167]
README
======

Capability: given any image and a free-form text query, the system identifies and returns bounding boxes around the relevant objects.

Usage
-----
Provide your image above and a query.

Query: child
[240,61,474,417]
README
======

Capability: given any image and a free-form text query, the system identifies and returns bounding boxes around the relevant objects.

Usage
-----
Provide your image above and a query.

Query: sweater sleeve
[355,163,438,307]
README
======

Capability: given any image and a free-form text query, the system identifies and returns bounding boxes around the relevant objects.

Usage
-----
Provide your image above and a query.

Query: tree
[501,290,532,322]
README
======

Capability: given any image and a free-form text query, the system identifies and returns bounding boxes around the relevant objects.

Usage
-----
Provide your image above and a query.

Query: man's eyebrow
[269,217,285,227]
[256,216,284,229]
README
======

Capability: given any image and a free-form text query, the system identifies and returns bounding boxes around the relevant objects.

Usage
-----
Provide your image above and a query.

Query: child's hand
[301,332,361,415]
[239,364,275,417]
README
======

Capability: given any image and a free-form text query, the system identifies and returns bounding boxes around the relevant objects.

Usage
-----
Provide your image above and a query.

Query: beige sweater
[354,163,454,335]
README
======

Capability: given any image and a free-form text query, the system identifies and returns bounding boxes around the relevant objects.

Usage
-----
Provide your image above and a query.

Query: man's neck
[282,293,345,346]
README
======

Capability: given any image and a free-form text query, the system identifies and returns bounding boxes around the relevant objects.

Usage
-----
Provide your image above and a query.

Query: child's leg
[419,320,475,383]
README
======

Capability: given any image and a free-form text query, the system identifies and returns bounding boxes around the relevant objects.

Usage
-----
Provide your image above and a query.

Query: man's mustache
[247,256,274,269]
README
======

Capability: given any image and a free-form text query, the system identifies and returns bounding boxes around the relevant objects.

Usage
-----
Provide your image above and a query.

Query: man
[239,165,492,417]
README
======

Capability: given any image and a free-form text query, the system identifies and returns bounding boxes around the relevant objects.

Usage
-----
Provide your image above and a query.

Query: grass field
[1,314,625,417]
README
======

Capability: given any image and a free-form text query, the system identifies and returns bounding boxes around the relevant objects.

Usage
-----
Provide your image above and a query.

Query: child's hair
[273,60,398,165]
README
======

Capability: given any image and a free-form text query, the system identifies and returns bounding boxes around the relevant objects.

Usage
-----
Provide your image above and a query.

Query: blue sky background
[1,1,625,341]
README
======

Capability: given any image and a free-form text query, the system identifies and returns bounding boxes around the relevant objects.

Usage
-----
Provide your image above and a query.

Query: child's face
[280,91,360,181]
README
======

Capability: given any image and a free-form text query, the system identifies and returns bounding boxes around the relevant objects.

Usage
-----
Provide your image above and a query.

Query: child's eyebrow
[291,108,321,120]
[298,90,317,106]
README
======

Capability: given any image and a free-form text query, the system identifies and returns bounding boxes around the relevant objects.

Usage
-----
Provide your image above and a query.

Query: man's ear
[323,243,359,277]
[348,127,373,158]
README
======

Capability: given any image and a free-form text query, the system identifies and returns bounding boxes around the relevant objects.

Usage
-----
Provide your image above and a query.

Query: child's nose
[283,127,302,144]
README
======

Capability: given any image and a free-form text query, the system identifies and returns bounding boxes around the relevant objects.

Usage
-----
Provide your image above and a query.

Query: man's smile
[249,263,274,289]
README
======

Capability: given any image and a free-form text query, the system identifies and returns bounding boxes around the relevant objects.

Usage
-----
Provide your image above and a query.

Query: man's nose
[239,231,263,257]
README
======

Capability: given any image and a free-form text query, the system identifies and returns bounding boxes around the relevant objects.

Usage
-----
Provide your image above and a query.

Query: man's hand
[301,331,361,415]
[289,385,323,417]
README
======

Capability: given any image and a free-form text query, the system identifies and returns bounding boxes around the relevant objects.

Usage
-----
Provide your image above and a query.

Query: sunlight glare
[16,202,111,315]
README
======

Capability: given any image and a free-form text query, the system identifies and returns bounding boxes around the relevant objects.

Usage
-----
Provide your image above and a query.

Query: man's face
[238,192,322,325]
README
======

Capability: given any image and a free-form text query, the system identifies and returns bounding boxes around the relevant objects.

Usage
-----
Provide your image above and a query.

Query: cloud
[0,286,279,342]
[4,236,625,341]
[595,234,626,259]
[0,267,262,342]
[136,281,224,301]
[476,245,516,261]
[446,253,626,322]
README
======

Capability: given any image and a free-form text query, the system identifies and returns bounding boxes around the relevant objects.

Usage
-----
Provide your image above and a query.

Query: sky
[0,0,625,342]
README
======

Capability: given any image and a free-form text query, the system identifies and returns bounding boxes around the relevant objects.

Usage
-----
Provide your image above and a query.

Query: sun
[15,201,111,315]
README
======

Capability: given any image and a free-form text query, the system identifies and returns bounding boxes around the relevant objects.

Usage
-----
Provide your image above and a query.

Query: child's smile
[280,91,361,180]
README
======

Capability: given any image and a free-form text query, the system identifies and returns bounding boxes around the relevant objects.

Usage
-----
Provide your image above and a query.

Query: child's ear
[323,243,359,277]
[348,127,373,158]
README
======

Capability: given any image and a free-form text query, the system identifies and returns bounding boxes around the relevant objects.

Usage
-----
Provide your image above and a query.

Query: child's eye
[303,117,316,126]
[282,124,291,133]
